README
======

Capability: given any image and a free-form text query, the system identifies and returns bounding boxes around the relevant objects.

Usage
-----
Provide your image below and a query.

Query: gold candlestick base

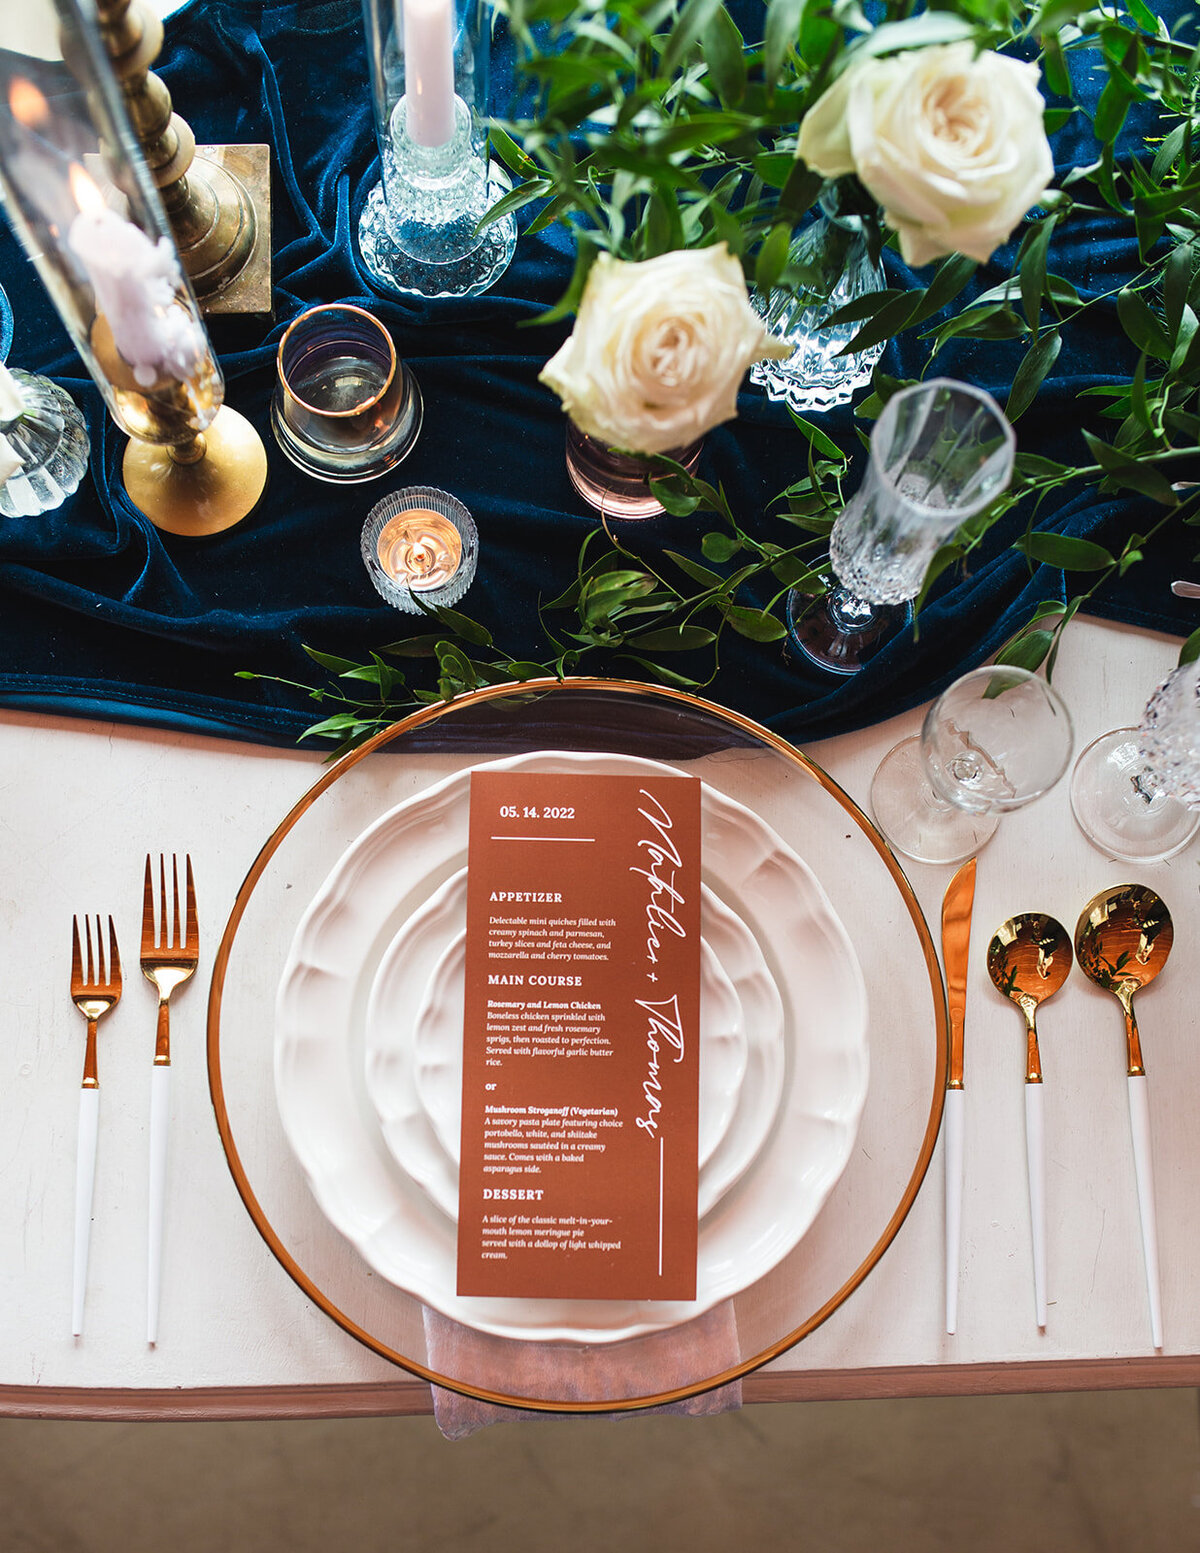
[123,406,268,536]
[188,144,273,319]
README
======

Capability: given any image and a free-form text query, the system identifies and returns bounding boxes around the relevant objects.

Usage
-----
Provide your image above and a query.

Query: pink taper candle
[403,0,457,147]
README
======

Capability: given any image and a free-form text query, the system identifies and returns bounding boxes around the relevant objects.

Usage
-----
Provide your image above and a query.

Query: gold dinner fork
[141,854,198,1344]
[70,914,121,1337]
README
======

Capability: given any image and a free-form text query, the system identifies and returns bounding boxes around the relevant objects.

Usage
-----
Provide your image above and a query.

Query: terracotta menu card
[456,771,702,1302]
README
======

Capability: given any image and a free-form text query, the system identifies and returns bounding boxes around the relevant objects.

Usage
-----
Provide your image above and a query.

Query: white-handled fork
[140,854,198,1346]
[70,914,121,1337]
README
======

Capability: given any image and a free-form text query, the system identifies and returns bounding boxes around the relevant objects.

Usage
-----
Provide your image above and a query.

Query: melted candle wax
[66,167,205,389]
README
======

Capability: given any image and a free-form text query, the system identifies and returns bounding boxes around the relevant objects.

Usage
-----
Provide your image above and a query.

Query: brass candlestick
[0,8,268,536]
[93,0,271,318]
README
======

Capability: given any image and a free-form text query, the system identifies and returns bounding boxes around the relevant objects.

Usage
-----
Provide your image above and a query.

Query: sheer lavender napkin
[423,1300,743,1439]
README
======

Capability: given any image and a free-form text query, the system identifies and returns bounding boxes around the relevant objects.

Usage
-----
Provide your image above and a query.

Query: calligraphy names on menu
[455,771,701,1302]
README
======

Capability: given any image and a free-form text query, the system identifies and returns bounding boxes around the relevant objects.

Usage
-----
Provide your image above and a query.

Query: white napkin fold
[423,1298,743,1439]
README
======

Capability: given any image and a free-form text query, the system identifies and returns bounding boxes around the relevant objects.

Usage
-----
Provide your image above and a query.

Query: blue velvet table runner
[0,0,1194,750]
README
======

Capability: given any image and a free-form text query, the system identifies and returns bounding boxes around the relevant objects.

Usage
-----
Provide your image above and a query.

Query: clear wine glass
[870,666,1075,865]
[1069,659,1200,862]
[788,378,1016,675]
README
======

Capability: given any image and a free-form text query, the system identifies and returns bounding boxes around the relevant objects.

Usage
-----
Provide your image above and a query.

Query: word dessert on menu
[456,770,702,1302]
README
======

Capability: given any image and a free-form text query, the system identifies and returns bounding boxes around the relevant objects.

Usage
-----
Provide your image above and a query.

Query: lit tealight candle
[377,506,463,591]
[362,486,478,613]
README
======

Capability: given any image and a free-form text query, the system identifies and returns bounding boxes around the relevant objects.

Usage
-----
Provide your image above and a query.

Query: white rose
[539,244,789,456]
[796,43,1054,268]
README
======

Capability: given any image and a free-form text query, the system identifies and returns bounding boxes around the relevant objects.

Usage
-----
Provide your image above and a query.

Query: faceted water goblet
[870,666,1075,865]
[1070,659,1200,863]
[789,379,1015,675]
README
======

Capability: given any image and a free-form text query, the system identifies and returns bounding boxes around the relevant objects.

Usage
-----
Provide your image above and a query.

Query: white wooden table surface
[1,614,1196,1420]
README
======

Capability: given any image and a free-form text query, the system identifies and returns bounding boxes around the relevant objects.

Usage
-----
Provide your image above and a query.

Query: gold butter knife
[941,857,976,1335]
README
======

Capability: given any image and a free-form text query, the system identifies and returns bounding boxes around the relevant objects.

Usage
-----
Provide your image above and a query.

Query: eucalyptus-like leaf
[1018,216,1056,338]
[666,550,726,589]
[620,653,706,688]
[721,603,788,641]
[303,712,376,740]
[1117,287,1172,360]
[764,0,803,89]
[912,542,964,617]
[700,4,746,107]
[1016,531,1116,571]
[303,646,367,674]
[1006,329,1063,421]
[995,629,1056,673]
[625,624,718,650]
[648,478,702,516]
[1082,429,1180,504]
[756,220,794,292]
[432,605,494,646]
[701,531,742,561]
[1180,626,1200,666]
[839,291,921,355]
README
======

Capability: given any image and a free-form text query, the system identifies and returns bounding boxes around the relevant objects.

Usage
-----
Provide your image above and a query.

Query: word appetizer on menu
[456,770,702,1302]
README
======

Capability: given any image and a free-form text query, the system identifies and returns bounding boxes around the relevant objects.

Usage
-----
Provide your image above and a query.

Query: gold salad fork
[70,914,121,1337]
[141,854,198,1345]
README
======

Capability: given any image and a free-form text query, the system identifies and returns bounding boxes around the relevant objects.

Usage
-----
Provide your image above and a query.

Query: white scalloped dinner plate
[365,868,786,1222]
[274,750,868,1343]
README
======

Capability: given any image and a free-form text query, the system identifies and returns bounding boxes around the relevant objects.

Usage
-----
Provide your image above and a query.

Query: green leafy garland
[251,0,1200,755]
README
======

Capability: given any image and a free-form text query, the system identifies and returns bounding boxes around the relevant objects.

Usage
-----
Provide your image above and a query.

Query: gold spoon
[1075,885,1174,1349]
[986,913,1073,1329]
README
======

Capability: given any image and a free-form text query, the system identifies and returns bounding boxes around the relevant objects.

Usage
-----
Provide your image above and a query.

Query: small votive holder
[271,303,422,483]
[361,485,478,612]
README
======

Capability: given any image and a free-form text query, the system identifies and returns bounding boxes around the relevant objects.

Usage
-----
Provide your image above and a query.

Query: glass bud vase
[750,182,886,415]
[358,0,517,299]
[0,365,90,517]
[564,421,702,520]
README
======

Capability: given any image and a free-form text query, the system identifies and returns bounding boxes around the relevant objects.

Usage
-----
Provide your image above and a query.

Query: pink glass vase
[564,421,703,520]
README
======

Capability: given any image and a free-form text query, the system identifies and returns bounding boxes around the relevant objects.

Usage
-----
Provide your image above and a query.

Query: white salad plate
[364,867,786,1222]
[274,750,869,1343]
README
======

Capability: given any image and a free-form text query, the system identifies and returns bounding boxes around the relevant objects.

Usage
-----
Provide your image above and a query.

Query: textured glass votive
[362,485,478,611]
[271,304,422,483]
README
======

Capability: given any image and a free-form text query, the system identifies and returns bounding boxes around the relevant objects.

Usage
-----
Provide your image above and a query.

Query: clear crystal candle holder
[0,365,90,517]
[362,484,478,612]
[357,0,516,299]
[751,182,886,415]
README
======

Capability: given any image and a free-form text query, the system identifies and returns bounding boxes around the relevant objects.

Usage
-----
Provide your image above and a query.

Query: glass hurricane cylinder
[0,0,266,535]
[358,0,516,299]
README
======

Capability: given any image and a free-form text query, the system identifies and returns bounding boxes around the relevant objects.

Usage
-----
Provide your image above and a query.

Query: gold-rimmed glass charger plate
[207,679,947,1413]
